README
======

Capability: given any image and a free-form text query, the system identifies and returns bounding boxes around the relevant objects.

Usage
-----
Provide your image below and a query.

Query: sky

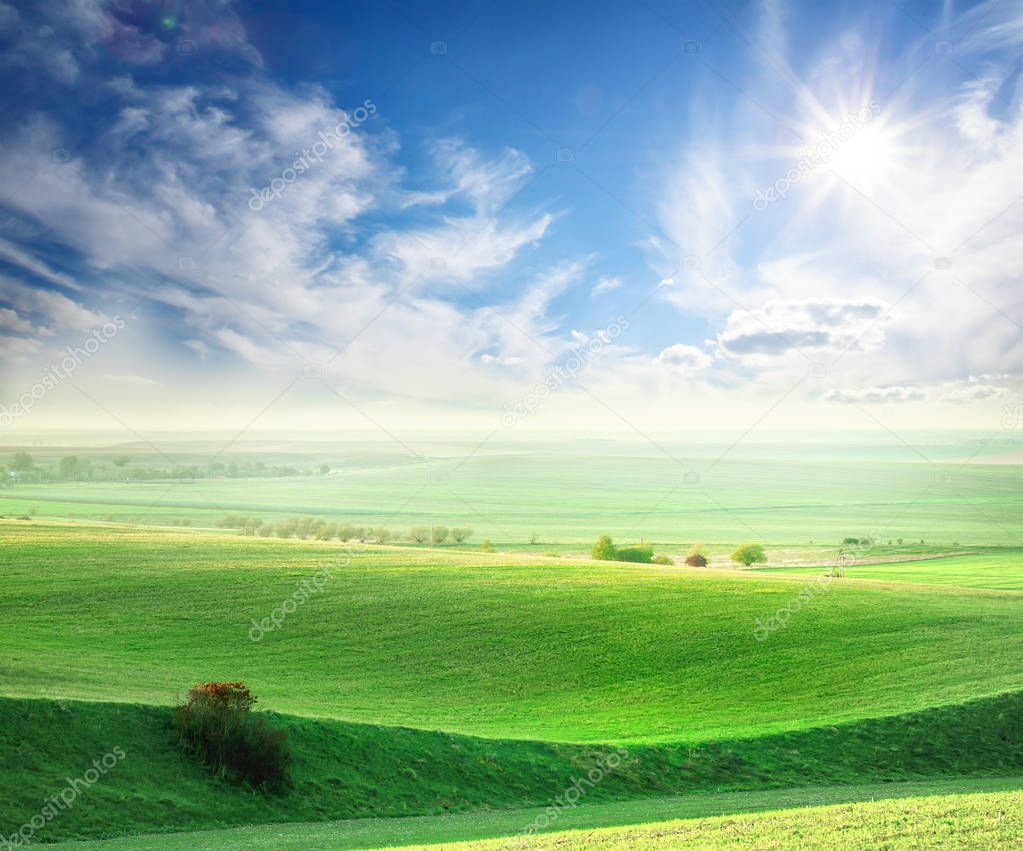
[0,0,1021,442]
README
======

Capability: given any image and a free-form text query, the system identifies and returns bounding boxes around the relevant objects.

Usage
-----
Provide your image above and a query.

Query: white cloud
[0,334,41,361]
[0,237,79,290]
[825,386,926,404]
[717,300,884,358]
[939,382,1008,404]
[591,276,623,296]
[657,343,712,372]
[0,307,32,333]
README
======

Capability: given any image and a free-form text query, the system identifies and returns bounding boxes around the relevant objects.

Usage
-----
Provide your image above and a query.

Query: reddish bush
[175,681,290,791]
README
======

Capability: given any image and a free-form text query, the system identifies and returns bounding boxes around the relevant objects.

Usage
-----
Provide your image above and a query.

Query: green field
[3,521,1023,744]
[44,779,1023,849]
[2,440,1022,848]
[4,446,1022,545]
[757,550,1023,591]
[4,687,1023,844]
[435,788,1023,849]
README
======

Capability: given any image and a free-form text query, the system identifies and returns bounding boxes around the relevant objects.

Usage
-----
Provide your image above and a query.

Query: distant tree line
[1,453,332,485]
[218,514,473,545]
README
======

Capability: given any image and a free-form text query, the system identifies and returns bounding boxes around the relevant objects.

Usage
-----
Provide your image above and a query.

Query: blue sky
[0,0,1021,436]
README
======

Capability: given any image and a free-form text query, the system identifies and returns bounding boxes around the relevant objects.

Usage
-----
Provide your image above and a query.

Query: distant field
[756,550,1023,591]
[3,521,1023,743]
[3,450,1022,545]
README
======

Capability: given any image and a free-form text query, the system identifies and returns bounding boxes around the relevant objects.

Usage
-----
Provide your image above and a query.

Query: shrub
[256,522,273,537]
[451,527,474,543]
[591,535,617,561]
[731,543,767,566]
[431,525,449,545]
[616,544,653,563]
[275,518,297,539]
[408,526,430,544]
[174,682,290,791]
[479,539,495,553]
[652,555,673,565]
[685,553,708,567]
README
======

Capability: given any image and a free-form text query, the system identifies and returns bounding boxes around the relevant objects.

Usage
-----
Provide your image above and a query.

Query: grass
[2,521,1023,743]
[44,777,1023,849]
[427,789,1023,849]
[4,450,1023,544]
[756,550,1023,591]
[4,691,1023,844]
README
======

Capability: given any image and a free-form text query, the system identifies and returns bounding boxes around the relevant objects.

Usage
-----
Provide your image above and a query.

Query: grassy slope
[2,522,1023,743]
[3,692,1023,844]
[46,778,1023,849]
[4,453,1022,544]
[756,550,1023,591]
[430,789,1023,849]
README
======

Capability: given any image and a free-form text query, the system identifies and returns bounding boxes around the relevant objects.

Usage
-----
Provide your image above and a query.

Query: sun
[826,119,907,195]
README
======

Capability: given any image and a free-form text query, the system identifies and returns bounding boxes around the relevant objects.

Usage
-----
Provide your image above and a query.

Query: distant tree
[256,522,274,537]
[112,455,131,468]
[59,456,80,479]
[897,538,903,545]
[431,526,449,545]
[11,451,33,471]
[451,526,474,543]
[652,555,674,565]
[408,526,430,544]
[591,535,617,561]
[337,523,355,542]
[731,543,767,566]
[615,545,653,563]
[372,525,390,543]
[529,533,538,545]
[320,464,330,474]
[685,553,708,567]
[479,539,495,553]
